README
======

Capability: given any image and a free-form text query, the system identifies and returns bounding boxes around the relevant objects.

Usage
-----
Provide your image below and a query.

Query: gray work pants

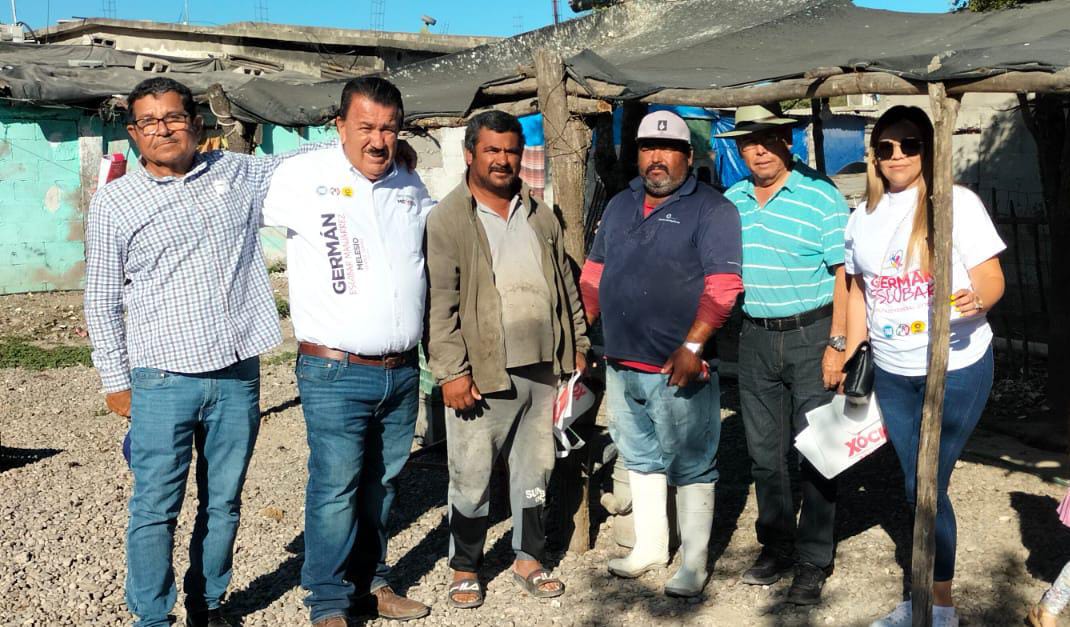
[446,363,557,572]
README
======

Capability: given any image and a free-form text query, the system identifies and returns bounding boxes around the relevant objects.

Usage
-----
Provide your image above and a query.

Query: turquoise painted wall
[0,108,336,294]
[0,106,96,293]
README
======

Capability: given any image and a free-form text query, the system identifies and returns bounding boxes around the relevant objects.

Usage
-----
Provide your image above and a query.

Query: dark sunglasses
[875,137,924,161]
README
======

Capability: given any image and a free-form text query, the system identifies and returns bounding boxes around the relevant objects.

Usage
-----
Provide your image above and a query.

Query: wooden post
[535,48,594,553]
[536,48,592,263]
[910,80,960,627]
[810,98,827,174]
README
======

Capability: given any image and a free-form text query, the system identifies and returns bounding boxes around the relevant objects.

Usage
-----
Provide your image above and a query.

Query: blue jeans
[606,363,721,486]
[874,345,993,582]
[126,357,261,627]
[296,355,419,623]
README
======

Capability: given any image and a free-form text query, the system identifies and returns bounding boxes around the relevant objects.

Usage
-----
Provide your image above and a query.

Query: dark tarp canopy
[0,43,331,124]
[389,0,1070,117]
[3,0,1070,126]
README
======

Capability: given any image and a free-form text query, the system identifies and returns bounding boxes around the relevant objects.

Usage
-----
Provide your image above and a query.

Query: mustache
[365,147,388,156]
[645,164,668,174]
[489,165,513,174]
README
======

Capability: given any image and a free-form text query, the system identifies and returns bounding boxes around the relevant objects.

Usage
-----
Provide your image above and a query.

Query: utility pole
[10,0,17,24]
[370,0,385,31]
[552,0,560,25]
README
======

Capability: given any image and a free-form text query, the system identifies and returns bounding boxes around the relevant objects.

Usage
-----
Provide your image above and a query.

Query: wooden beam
[536,47,593,554]
[910,79,961,627]
[407,97,610,131]
[481,77,538,96]
[486,69,1070,107]
[496,69,1070,109]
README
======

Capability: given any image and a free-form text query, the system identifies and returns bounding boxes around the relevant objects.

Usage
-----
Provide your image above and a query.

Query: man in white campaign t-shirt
[844,185,1005,376]
[261,77,435,626]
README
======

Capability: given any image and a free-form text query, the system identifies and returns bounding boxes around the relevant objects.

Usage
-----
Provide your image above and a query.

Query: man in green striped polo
[718,103,849,606]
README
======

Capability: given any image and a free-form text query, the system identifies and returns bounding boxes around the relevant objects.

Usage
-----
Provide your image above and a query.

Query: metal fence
[986,188,1050,377]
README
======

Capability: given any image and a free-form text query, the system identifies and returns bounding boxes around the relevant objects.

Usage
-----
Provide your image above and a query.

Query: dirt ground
[1,285,1068,626]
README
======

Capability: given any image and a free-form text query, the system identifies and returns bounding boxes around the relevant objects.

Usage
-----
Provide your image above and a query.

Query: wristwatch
[828,335,847,352]
[684,341,703,355]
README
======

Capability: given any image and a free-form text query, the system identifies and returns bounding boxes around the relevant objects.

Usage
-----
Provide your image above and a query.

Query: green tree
[951,0,1055,10]
[952,0,1020,10]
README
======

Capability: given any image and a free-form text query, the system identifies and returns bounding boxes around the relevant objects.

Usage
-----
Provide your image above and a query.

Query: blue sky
[21,1,952,36]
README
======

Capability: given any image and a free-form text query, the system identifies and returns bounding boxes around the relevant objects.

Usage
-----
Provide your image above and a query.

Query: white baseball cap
[636,110,691,144]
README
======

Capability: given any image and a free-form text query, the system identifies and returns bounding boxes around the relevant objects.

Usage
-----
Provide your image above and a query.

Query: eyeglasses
[132,113,192,135]
[875,137,923,161]
[736,131,785,153]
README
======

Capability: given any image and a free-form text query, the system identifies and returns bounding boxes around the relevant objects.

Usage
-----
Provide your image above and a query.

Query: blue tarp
[712,116,810,189]
[822,114,867,175]
[518,113,545,146]
[539,105,832,189]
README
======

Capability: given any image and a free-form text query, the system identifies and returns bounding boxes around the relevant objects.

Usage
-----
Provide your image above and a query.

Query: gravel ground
[1,287,1068,626]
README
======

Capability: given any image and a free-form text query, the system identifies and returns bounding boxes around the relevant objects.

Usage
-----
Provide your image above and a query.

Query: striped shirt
[84,148,323,392]
[725,160,849,319]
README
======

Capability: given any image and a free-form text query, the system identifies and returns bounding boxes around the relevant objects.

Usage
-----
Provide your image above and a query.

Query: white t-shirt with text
[843,185,1005,376]
[262,145,436,355]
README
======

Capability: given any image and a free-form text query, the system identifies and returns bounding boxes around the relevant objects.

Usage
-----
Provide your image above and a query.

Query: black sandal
[447,577,484,609]
[512,568,565,599]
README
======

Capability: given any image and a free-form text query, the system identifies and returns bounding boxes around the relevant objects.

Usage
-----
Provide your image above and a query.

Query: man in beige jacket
[425,110,589,610]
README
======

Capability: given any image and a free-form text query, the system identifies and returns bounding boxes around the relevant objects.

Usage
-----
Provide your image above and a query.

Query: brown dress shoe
[371,586,431,621]
[312,617,347,627]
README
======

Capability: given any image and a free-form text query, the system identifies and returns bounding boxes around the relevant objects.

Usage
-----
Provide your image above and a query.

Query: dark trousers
[738,316,838,568]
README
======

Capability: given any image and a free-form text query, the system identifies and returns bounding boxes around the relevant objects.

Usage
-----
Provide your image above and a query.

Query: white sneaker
[870,601,958,627]
[870,600,911,627]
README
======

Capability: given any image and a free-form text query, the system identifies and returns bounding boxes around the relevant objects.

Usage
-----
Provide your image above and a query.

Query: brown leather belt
[298,342,416,369]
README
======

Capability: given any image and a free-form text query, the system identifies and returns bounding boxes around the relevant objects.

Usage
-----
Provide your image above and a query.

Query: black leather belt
[744,303,833,332]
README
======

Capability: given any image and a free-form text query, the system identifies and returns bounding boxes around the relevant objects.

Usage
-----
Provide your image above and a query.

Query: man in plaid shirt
[84,77,320,627]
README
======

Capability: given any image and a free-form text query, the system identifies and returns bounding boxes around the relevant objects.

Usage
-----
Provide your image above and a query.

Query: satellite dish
[420,15,437,26]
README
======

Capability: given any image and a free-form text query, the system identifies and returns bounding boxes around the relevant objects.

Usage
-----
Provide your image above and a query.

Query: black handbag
[841,341,874,398]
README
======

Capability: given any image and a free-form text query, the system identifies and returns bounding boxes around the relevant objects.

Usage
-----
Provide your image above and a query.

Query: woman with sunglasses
[842,106,1006,627]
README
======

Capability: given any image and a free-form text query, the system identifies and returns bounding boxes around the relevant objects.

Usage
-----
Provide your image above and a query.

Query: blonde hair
[865,106,935,275]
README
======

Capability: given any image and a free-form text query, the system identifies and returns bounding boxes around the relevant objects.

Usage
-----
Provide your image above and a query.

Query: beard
[642,166,687,197]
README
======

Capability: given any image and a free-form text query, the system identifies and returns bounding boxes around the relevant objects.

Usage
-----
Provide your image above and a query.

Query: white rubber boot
[608,471,669,578]
[664,481,715,597]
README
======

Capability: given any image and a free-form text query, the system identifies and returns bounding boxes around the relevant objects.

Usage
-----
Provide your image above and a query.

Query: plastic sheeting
[5,0,1070,126]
